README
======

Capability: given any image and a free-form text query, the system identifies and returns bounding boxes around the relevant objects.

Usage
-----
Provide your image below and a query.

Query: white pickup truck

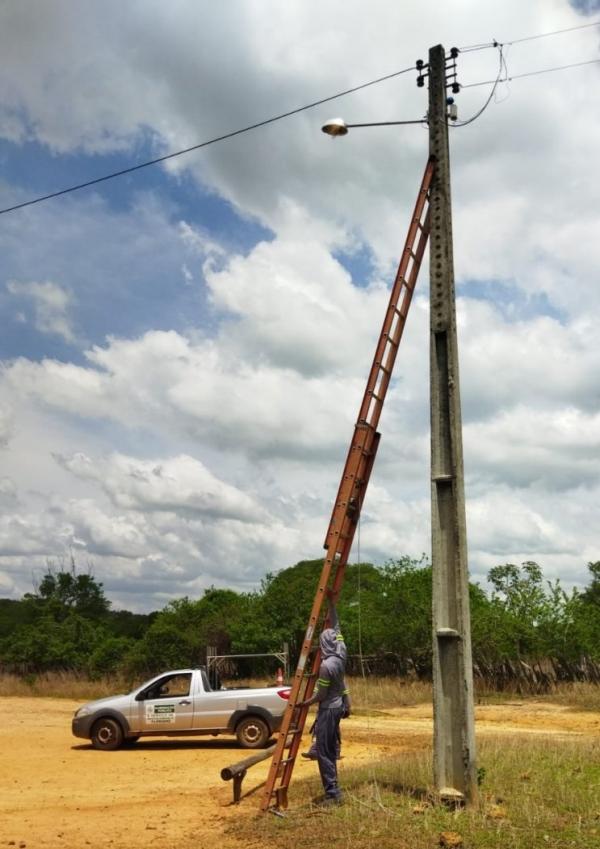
[72,667,290,750]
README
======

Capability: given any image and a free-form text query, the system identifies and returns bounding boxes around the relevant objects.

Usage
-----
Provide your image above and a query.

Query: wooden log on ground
[221,744,276,803]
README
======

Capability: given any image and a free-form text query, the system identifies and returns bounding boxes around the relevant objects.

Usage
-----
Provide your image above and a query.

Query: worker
[298,594,350,805]
[301,677,349,760]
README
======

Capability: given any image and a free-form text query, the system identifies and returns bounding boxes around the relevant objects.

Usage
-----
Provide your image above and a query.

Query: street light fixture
[321,116,426,136]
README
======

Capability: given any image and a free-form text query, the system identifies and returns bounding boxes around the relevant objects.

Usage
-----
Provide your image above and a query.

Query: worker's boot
[301,742,318,760]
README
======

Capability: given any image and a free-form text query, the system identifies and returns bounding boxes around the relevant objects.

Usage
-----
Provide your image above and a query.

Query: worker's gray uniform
[313,605,347,801]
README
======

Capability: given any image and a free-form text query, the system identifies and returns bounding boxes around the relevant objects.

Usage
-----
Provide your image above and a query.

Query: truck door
[137,672,194,732]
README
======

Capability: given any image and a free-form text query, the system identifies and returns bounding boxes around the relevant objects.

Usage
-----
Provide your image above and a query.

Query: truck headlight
[75,706,91,718]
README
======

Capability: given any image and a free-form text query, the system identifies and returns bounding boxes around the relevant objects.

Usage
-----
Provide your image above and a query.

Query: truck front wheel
[91,717,124,751]
[236,716,270,748]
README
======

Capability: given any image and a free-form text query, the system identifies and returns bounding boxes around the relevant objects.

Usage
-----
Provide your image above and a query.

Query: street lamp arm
[321,116,427,136]
[346,119,426,127]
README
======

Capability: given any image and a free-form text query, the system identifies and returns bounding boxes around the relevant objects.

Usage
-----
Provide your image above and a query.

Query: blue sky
[0,136,272,364]
[0,1,599,610]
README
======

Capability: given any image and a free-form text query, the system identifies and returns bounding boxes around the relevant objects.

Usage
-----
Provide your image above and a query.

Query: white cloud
[0,405,14,447]
[56,452,268,522]
[7,279,77,342]
[0,1,599,608]
[466,406,600,490]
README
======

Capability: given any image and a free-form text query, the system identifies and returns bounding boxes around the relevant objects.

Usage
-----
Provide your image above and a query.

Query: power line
[459,18,600,52]
[2,18,600,217]
[451,45,506,127]
[461,57,600,89]
[504,18,600,46]
[0,65,414,217]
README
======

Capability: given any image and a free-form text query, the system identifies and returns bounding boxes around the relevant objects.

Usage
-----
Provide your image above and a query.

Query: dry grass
[346,675,432,710]
[1,671,598,713]
[222,675,432,709]
[232,736,600,849]
[537,680,600,711]
[0,671,135,700]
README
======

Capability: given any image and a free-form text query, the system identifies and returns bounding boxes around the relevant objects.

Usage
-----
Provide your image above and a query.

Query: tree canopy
[0,557,598,682]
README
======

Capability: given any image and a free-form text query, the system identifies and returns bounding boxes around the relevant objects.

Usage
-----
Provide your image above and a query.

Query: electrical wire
[504,18,600,46]
[458,41,498,54]
[459,18,600,51]
[450,44,506,127]
[353,514,379,792]
[460,56,600,89]
[3,17,599,216]
[356,516,365,679]
[0,64,414,217]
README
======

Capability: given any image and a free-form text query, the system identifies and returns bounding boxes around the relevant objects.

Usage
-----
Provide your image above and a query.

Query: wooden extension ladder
[260,157,435,813]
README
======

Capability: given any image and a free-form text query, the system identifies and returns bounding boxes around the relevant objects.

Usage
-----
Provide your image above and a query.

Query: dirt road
[1,698,597,849]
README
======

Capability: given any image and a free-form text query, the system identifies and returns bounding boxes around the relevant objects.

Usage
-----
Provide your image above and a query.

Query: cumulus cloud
[0,1,599,608]
[3,218,392,460]
[56,452,268,522]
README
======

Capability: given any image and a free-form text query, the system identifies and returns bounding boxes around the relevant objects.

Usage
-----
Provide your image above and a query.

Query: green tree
[581,561,600,607]
[25,561,110,622]
[0,612,104,672]
[487,562,548,658]
[88,636,134,677]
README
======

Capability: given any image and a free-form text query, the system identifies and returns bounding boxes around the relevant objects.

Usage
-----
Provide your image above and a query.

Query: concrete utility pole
[428,43,477,803]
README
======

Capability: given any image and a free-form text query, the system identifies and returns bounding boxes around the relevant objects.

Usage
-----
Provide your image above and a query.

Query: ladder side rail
[357,209,432,428]
[278,428,383,798]
[261,431,376,812]
[323,424,378,549]
[358,157,433,417]
[260,159,433,812]
[325,161,434,546]
[377,209,431,390]
[261,554,338,808]
[327,431,382,604]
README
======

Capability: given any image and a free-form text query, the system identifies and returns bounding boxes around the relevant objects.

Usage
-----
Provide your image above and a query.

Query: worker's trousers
[316,706,344,799]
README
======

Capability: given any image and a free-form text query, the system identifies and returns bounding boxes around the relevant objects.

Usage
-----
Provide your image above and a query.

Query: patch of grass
[231,737,600,849]
[348,675,432,709]
[1,670,598,714]
[539,681,600,712]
